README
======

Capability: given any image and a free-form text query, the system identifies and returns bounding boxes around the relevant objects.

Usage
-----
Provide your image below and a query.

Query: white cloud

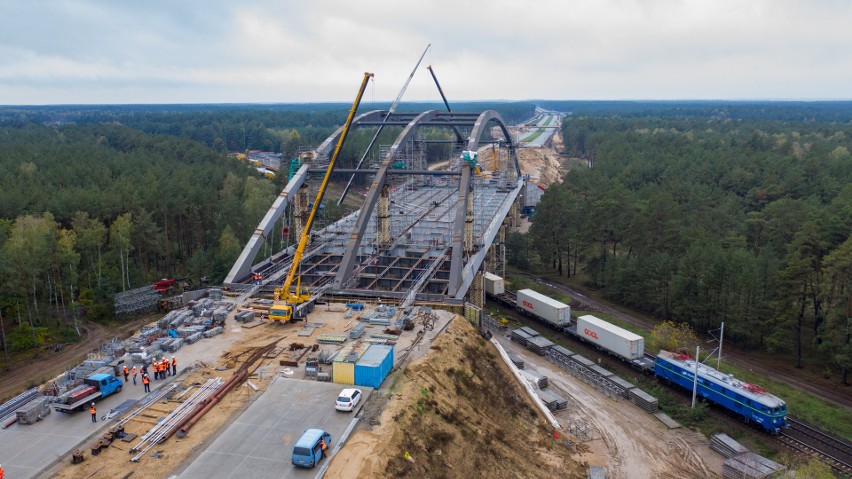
[0,0,849,103]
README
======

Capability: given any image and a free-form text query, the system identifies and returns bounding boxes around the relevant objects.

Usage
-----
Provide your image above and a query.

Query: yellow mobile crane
[269,72,374,322]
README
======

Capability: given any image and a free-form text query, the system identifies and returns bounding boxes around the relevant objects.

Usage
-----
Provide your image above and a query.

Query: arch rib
[448,110,519,295]
[334,110,442,287]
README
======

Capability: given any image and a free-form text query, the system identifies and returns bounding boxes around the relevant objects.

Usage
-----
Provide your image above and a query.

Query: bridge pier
[377,184,391,248]
[467,269,484,309]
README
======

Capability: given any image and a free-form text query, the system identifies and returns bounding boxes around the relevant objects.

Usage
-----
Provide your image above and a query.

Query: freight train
[487,278,788,434]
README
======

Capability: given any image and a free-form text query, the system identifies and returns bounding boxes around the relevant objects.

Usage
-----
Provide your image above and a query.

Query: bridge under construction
[224,107,525,310]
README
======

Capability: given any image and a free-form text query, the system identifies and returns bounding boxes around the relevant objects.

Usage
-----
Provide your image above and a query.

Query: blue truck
[53,373,123,414]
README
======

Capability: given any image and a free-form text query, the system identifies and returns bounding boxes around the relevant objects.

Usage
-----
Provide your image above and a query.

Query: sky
[1,0,850,104]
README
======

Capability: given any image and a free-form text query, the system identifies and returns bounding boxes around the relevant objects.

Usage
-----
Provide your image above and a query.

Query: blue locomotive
[654,350,787,434]
[489,280,789,434]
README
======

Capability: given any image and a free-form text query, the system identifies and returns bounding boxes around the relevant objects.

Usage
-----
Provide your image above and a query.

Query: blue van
[291,428,331,468]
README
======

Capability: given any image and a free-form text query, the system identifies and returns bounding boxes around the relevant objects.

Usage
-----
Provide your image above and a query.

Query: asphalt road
[521,112,560,148]
[176,379,371,479]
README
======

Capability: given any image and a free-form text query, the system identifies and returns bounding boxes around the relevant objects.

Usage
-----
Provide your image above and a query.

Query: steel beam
[313,110,388,158]
[447,164,472,296]
[224,163,310,284]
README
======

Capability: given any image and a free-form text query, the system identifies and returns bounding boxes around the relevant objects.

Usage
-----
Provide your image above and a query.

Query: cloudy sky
[1,0,850,104]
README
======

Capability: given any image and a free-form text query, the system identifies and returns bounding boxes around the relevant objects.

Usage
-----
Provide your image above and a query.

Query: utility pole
[691,346,699,409]
[717,322,724,371]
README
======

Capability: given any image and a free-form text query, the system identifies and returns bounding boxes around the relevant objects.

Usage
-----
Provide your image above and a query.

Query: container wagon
[516,289,571,328]
[576,315,644,361]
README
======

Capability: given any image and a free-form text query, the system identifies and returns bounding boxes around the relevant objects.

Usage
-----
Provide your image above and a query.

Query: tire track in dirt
[501,337,720,478]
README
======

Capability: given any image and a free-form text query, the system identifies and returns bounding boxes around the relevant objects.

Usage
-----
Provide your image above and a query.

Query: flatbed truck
[53,373,123,413]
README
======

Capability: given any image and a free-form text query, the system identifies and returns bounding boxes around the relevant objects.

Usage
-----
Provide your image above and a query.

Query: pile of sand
[518,148,565,187]
[325,318,584,479]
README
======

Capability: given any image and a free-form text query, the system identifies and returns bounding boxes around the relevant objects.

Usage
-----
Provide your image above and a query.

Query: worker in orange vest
[152,359,158,380]
[122,365,129,382]
[131,366,137,385]
[320,438,328,458]
[162,358,170,376]
[89,403,97,423]
[142,374,150,393]
[172,356,177,375]
[0,462,5,479]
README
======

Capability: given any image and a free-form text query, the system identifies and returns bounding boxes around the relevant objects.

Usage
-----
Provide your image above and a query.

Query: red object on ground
[152,279,176,294]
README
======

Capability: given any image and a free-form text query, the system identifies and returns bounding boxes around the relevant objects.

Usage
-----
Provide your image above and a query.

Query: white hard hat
[91,402,95,406]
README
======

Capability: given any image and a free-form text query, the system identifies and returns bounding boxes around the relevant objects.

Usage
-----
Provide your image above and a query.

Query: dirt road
[499,336,723,478]
[0,315,159,402]
[513,271,852,409]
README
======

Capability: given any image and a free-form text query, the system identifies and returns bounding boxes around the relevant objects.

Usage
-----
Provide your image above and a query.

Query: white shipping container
[576,315,644,360]
[516,289,570,327]
[483,272,505,296]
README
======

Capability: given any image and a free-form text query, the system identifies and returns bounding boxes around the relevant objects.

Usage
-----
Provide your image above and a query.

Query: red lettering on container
[522,300,534,309]
[583,328,599,340]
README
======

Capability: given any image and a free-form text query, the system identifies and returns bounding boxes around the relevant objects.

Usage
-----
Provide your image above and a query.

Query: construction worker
[172,356,177,375]
[142,374,150,393]
[90,403,97,423]
[123,365,129,382]
[320,438,327,458]
[131,366,137,385]
[1,462,4,479]
[152,359,158,380]
[162,358,170,376]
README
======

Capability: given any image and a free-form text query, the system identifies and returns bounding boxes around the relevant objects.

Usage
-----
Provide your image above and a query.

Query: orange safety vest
[321,440,327,451]
[142,376,149,384]
[89,406,96,415]
[123,366,129,375]
[172,358,177,367]
[131,367,136,376]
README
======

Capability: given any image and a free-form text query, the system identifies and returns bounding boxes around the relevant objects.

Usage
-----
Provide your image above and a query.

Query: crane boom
[271,72,374,321]
[337,44,430,206]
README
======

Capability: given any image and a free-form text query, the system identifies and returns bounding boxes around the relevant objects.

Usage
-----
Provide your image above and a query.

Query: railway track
[777,417,852,476]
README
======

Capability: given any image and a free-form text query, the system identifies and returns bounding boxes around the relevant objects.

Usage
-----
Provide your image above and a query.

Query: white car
[335,388,362,412]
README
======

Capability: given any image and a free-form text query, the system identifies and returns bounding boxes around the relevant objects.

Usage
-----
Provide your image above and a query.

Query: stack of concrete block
[16,397,51,425]
[209,287,223,301]
[349,323,366,339]
[213,307,228,323]
[203,326,223,338]
[0,388,40,421]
